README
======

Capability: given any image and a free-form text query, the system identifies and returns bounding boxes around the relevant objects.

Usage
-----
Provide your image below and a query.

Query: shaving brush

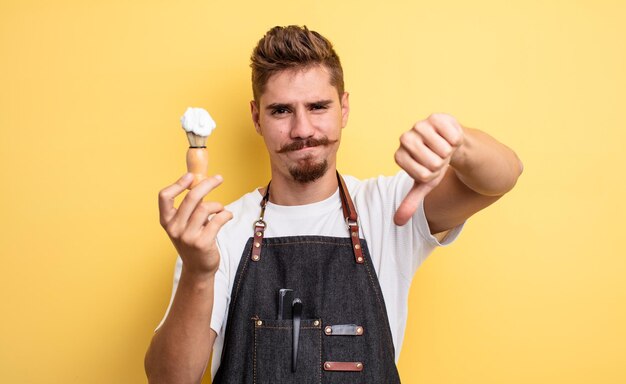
[180,107,216,188]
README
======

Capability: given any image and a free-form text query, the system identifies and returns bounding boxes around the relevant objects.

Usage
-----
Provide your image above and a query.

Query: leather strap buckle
[251,220,266,262]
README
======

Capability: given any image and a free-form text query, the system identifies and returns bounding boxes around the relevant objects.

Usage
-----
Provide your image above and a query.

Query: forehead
[259,66,339,106]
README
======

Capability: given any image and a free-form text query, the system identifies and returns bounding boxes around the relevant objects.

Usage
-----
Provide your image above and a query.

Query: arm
[394,113,523,233]
[145,173,232,384]
[145,273,218,384]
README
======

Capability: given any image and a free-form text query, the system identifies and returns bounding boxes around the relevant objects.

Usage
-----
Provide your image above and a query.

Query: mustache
[277,137,338,153]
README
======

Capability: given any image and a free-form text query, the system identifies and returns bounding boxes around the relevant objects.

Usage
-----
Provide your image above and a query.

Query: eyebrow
[265,99,334,110]
[265,103,291,111]
[309,99,334,108]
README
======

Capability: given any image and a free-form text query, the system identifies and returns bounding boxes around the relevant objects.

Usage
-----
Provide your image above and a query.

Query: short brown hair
[250,25,344,101]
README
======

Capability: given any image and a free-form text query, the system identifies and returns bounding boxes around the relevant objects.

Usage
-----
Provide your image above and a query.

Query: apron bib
[213,174,401,383]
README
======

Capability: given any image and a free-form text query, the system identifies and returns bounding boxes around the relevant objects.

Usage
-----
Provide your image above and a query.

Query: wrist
[180,265,216,288]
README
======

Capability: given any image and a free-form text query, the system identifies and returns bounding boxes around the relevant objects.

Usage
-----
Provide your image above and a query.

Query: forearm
[145,268,217,384]
[450,127,523,196]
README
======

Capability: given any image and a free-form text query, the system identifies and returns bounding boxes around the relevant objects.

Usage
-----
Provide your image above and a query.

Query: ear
[340,92,350,128]
[250,100,262,135]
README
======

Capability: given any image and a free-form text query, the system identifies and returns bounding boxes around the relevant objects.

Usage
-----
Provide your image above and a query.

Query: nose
[290,109,315,139]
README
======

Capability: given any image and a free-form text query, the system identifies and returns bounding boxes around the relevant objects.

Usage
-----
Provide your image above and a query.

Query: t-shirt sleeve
[210,239,230,336]
[355,170,464,280]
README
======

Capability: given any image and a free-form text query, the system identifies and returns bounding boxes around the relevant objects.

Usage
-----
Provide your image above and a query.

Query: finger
[413,120,453,156]
[415,122,455,159]
[198,209,234,247]
[428,113,464,147]
[158,173,194,226]
[187,201,225,233]
[394,183,431,226]
[410,141,447,172]
[401,126,449,172]
[394,166,449,226]
[395,148,442,183]
[174,175,224,227]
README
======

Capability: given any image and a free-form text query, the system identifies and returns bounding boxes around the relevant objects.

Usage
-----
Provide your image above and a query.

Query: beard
[278,136,337,184]
[288,158,328,183]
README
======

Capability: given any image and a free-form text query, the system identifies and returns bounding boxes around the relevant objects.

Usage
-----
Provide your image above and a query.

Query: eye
[271,107,291,115]
[310,103,329,111]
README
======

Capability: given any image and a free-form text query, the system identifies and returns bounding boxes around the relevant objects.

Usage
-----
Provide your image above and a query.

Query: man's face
[251,65,349,184]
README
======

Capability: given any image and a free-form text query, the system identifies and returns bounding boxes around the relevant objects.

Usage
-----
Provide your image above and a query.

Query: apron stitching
[232,243,252,307]
[253,321,257,384]
[264,241,353,247]
[362,258,384,311]
[362,255,397,356]
[319,323,322,384]
[256,326,320,330]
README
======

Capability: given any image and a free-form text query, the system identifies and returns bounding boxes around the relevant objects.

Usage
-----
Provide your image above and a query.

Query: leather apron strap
[250,172,364,264]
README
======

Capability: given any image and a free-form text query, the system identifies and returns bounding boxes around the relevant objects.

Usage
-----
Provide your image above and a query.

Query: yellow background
[1,0,625,383]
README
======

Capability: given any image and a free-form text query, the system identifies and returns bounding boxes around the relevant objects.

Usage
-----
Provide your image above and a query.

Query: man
[145,25,522,383]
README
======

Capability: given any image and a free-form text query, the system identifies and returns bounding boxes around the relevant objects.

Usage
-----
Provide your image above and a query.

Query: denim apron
[213,174,401,383]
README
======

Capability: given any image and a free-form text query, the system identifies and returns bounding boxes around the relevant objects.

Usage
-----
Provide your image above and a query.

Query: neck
[260,168,339,206]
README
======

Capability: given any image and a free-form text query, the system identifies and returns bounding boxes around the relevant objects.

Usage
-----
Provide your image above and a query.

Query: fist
[393,113,464,225]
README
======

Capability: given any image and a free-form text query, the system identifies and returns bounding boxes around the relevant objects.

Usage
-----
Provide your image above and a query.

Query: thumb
[394,182,432,226]
[394,168,448,226]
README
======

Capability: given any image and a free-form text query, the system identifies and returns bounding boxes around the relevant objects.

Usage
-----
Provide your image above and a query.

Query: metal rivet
[256,320,263,326]
[356,362,363,369]
[254,242,260,248]
[324,362,331,369]
[351,231,358,237]
[252,254,260,261]
[324,326,332,335]
[356,326,363,335]
[313,320,320,326]
[354,244,361,250]
[256,231,262,237]
[357,257,363,263]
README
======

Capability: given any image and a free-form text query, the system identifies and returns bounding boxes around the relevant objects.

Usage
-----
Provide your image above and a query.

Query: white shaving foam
[180,107,216,137]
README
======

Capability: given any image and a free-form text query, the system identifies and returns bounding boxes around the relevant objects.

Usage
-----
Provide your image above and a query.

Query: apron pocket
[253,317,322,384]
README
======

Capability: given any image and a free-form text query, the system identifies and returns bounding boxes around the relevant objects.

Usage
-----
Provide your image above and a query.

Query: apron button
[324,326,332,335]
[356,326,363,335]
[324,363,331,370]
[357,256,364,263]
[252,254,260,261]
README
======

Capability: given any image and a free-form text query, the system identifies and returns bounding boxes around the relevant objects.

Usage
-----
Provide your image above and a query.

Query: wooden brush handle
[186,147,209,188]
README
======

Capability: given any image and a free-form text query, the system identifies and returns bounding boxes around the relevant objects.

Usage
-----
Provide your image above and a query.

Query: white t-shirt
[159,171,463,378]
